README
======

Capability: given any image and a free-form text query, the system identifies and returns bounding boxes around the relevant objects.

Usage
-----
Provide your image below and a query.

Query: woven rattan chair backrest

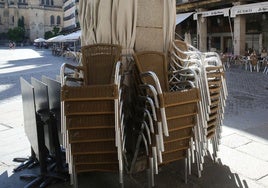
[173,40,188,66]
[81,44,122,85]
[134,51,169,92]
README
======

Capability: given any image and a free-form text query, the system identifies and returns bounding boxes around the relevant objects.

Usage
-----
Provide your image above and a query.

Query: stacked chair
[133,51,201,186]
[170,39,228,174]
[60,44,125,187]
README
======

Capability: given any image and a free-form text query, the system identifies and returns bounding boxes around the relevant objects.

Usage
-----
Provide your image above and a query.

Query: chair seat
[206,66,223,71]
[75,163,119,173]
[61,84,118,101]
[164,138,190,152]
[68,127,115,143]
[208,79,222,85]
[161,150,187,164]
[167,116,196,131]
[64,100,115,115]
[206,72,223,78]
[164,127,193,142]
[160,88,200,108]
[73,153,118,164]
[166,104,198,120]
[71,140,117,154]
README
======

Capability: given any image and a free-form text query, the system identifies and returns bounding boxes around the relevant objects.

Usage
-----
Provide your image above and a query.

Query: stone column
[197,14,207,52]
[233,15,246,56]
[135,0,164,52]
[220,36,224,52]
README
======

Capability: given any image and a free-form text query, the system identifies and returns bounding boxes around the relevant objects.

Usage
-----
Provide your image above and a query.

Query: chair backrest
[173,39,189,65]
[133,51,169,92]
[81,44,122,85]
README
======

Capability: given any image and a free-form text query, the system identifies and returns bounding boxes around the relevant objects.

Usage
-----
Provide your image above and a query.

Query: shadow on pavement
[0,47,75,102]
[1,156,247,188]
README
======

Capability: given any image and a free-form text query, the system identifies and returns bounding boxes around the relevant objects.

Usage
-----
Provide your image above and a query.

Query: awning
[193,8,230,20]
[46,35,65,42]
[61,30,81,42]
[34,38,46,43]
[46,31,81,43]
[231,2,268,17]
[176,12,193,25]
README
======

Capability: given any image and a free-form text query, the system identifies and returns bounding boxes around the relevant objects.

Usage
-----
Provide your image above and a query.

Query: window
[46,0,49,5]
[50,15,54,25]
[57,16,61,25]
[51,0,53,5]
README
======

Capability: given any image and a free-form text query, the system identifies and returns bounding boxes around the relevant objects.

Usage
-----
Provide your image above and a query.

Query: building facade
[176,0,268,56]
[0,0,63,41]
[62,0,79,32]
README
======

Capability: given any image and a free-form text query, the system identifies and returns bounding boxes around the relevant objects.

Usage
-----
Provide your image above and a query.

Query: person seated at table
[259,48,268,67]
[261,48,267,58]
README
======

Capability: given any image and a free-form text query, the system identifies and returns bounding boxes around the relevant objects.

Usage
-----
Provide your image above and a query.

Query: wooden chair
[60,44,125,187]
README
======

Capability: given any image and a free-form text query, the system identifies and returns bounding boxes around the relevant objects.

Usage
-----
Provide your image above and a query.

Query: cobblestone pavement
[0,47,268,188]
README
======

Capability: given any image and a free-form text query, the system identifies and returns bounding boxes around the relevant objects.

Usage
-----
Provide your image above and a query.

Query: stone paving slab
[257,175,268,187]
[220,126,237,137]
[219,145,268,180]
[237,142,268,161]
[241,125,268,145]
[223,109,268,131]
[221,133,252,149]
[0,127,30,166]
[233,173,265,188]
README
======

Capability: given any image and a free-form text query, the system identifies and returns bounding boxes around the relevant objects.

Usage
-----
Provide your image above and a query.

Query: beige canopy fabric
[113,0,137,55]
[79,0,175,55]
[79,0,137,56]
[163,0,176,52]
[95,0,113,43]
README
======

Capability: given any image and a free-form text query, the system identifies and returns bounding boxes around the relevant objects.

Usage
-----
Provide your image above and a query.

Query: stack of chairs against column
[170,39,228,175]
[60,44,125,187]
[133,51,201,186]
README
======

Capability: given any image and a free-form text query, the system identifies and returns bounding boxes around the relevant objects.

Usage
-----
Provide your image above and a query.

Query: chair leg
[147,157,154,188]
[152,147,158,174]
[72,172,78,188]
[263,67,268,74]
[188,148,192,176]
[195,150,202,178]
[212,137,218,162]
[130,132,143,174]
[119,169,124,188]
[184,157,188,184]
